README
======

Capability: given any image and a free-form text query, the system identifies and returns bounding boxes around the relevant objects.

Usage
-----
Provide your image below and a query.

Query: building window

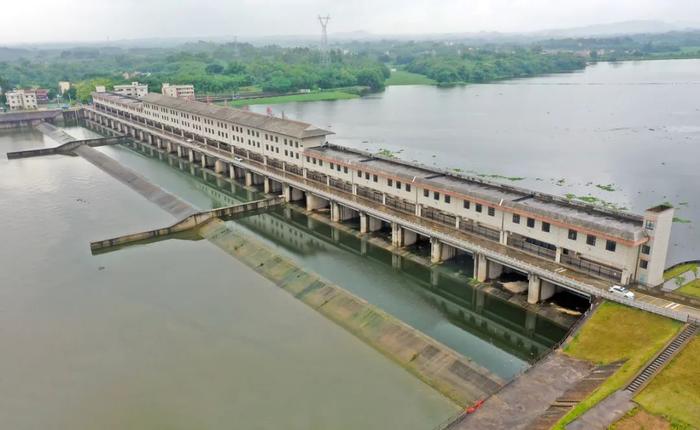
[365,172,369,180]
[330,162,334,169]
[587,235,597,246]
[388,179,393,187]
[445,195,450,203]
[568,229,578,240]
[373,174,378,182]
[464,200,470,209]
[642,245,651,255]
[476,204,482,213]
[343,166,348,173]
[396,181,401,189]
[526,217,535,228]
[639,259,649,269]
[645,220,655,231]
[434,191,440,200]
[358,170,362,177]
[488,207,495,216]
[512,214,520,224]
[606,240,617,252]
[423,189,429,197]
[306,156,310,162]
[405,184,411,192]
[542,222,550,232]
[319,160,323,166]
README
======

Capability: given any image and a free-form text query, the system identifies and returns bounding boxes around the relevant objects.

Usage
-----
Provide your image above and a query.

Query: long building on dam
[86,90,676,307]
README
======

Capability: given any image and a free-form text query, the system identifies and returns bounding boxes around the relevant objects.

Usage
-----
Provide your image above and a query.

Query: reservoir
[250,59,700,265]
[2,58,694,429]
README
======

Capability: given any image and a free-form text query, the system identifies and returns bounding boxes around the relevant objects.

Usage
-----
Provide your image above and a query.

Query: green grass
[664,263,698,281]
[635,336,700,428]
[553,302,681,429]
[385,70,436,86]
[230,91,359,106]
[677,279,700,298]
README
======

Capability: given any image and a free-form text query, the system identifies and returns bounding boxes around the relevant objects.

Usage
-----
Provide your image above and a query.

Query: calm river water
[0,129,459,429]
[251,59,700,265]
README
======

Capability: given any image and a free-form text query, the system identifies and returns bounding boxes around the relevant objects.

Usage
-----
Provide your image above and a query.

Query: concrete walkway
[566,390,635,430]
[447,352,593,429]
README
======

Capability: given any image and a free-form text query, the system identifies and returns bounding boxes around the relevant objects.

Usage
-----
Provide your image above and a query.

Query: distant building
[161,83,195,100]
[6,89,38,111]
[33,88,49,103]
[58,81,71,95]
[113,81,148,98]
[95,85,107,93]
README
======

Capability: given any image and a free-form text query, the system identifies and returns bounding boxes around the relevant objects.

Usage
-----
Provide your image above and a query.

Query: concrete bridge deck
[84,106,700,324]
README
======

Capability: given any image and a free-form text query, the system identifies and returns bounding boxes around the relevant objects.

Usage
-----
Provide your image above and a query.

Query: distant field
[385,70,436,86]
[231,91,358,106]
[554,302,681,429]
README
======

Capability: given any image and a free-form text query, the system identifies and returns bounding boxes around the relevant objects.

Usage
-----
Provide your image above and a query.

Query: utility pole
[318,15,330,67]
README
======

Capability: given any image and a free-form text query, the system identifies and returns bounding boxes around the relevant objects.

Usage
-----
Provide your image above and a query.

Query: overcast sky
[2,0,700,44]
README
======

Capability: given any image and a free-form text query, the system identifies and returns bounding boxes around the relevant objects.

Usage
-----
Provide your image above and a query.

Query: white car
[609,285,635,300]
[234,156,243,162]
[186,138,194,143]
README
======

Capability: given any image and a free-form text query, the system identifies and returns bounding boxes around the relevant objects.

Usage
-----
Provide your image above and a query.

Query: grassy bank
[634,336,700,428]
[385,70,436,86]
[664,262,698,281]
[554,302,681,429]
[678,279,700,298]
[231,91,359,106]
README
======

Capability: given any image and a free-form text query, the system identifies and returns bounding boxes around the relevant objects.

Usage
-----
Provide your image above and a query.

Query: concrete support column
[500,230,509,245]
[188,150,195,163]
[352,183,358,195]
[475,253,489,282]
[621,269,632,286]
[415,204,423,217]
[555,247,562,263]
[306,194,329,211]
[455,216,461,229]
[391,223,403,247]
[382,194,387,205]
[214,159,225,174]
[488,261,504,279]
[177,146,183,159]
[264,177,271,194]
[331,202,341,222]
[245,171,253,187]
[527,274,541,304]
[303,168,308,179]
[431,238,443,264]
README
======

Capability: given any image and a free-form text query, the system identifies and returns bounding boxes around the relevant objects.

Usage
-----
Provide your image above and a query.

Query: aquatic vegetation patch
[673,217,691,224]
[595,184,616,192]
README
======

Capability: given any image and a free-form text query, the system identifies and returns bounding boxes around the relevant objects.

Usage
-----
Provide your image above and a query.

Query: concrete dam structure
[82,91,698,323]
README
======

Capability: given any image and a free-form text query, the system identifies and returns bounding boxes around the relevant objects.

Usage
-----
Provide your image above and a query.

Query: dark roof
[141,93,333,140]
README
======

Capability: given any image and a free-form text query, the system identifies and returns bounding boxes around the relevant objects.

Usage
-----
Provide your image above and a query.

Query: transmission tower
[318,15,331,67]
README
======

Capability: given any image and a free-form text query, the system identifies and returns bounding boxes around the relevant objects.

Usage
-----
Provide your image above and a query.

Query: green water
[0,128,458,429]
[98,138,568,380]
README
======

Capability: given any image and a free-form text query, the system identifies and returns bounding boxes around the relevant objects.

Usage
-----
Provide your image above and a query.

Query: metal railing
[385,196,416,215]
[329,177,353,193]
[422,207,457,228]
[560,254,622,282]
[459,221,501,242]
[508,237,556,260]
[356,186,383,203]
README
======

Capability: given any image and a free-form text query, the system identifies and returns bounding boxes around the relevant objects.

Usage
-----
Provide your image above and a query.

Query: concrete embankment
[6,123,127,159]
[199,218,506,406]
[90,197,284,252]
[74,145,195,218]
